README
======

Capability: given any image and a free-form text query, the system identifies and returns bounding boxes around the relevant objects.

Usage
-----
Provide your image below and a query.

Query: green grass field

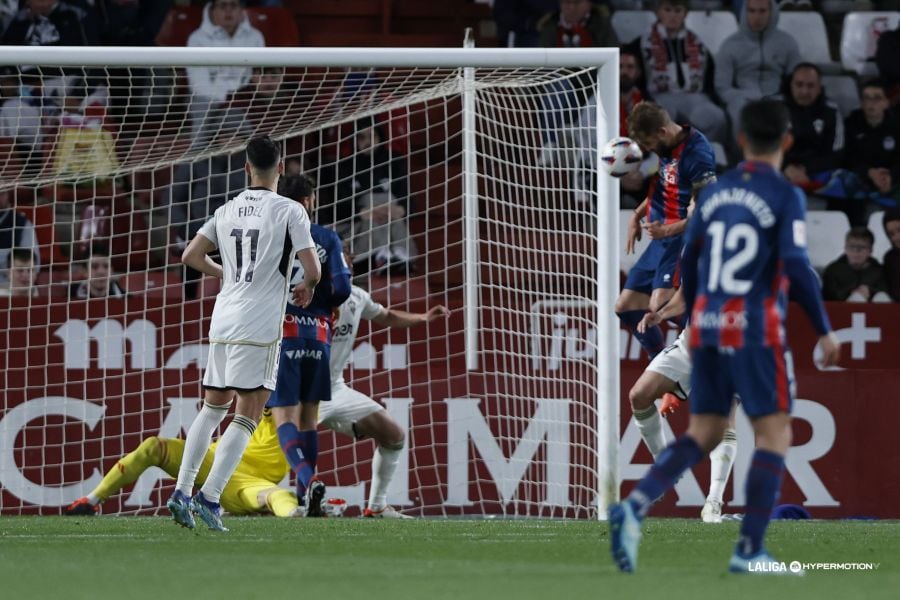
[1,517,897,600]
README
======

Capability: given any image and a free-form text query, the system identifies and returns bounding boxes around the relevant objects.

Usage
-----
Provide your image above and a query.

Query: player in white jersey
[167,135,321,532]
[631,288,737,523]
[320,283,449,518]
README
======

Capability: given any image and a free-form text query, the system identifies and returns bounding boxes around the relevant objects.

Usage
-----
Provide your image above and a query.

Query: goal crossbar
[0,46,618,68]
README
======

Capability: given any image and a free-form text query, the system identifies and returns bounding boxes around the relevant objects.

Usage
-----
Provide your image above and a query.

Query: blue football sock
[737,449,785,557]
[617,309,665,358]
[295,429,319,498]
[277,423,317,499]
[627,435,704,519]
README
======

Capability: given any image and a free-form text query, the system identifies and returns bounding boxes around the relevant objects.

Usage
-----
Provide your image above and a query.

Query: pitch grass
[0,518,897,600]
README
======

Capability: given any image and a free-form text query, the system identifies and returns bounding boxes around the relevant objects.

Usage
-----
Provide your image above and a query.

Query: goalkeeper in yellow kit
[64,408,301,517]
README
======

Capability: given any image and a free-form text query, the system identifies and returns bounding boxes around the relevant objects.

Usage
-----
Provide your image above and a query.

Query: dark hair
[790,62,822,80]
[739,100,790,155]
[846,226,875,247]
[7,247,34,268]
[246,135,281,172]
[656,0,688,9]
[278,173,316,203]
[883,207,900,235]
[861,78,888,95]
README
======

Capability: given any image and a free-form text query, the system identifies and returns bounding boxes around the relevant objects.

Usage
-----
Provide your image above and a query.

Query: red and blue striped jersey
[684,161,811,349]
[283,224,351,343]
[646,126,717,226]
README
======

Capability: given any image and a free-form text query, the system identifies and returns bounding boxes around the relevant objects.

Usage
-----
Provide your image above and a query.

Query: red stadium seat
[155,7,203,47]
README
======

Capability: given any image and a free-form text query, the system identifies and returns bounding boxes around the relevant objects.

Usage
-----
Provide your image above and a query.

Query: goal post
[0,46,619,518]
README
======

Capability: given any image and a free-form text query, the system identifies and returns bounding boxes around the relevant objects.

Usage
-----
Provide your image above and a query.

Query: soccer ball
[600,136,643,177]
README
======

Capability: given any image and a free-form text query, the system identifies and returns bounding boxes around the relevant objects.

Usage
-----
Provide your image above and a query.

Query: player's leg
[220,472,299,517]
[172,343,235,501]
[628,370,675,460]
[192,386,268,531]
[65,437,182,515]
[632,336,691,459]
[190,341,278,531]
[320,384,410,518]
[297,401,327,516]
[728,346,798,574]
[169,350,235,529]
[703,404,738,523]
[355,410,409,519]
[610,346,731,572]
[616,242,665,358]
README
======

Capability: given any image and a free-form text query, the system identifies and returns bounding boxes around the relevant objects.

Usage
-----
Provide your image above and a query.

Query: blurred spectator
[875,20,900,107]
[333,118,415,276]
[635,0,727,146]
[493,0,558,47]
[537,0,617,163]
[781,63,843,191]
[822,227,891,302]
[0,0,17,32]
[819,80,900,226]
[883,208,900,300]
[185,0,264,147]
[0,66,43,153]
[2,1,98,50]
[715,0,800,139]
[0,189,40,285]
[93,0,172,46]
[0,248,38,298]
[69,247,127,299]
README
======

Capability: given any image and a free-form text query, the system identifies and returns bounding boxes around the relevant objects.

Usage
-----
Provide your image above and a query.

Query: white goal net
[0,47,619,518]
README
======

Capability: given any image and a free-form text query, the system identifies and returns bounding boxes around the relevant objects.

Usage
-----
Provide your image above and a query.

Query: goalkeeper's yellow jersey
[210,409,289,484]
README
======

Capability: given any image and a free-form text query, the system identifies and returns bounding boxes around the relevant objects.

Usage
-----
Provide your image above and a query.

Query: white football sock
[175,401,230,496]
[707,428,738,503]
[200,415,257,504]
[633,405,667,460]
[86,492,101,505]
[367,445,402,511]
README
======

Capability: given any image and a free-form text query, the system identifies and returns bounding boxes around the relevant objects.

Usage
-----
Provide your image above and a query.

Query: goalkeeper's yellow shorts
[157,438,277,516]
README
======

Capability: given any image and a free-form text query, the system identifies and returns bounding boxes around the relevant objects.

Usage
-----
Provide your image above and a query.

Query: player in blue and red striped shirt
[617,102,717,359]
[609,100,841,575]
[268,174,352,517]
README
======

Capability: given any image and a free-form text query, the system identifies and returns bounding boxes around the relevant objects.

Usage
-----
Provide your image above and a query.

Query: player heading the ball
[609,99,840,574]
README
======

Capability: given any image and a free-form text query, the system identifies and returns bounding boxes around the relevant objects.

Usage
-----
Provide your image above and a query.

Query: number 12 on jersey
[230,228,259,282]
[706,221,758,295]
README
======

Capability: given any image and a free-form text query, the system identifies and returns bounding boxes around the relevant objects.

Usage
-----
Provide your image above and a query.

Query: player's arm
[626,198,647,254]
[638,286,686,333]
[181,233,223,279]
[372,305,450,328]
[324,234,352,308]
[292,247,321,308]
[780,189,840,367]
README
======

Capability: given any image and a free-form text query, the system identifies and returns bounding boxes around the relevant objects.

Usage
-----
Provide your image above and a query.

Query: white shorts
[318,383,384,437]
[646,334,692,399]
[203,341,281,391]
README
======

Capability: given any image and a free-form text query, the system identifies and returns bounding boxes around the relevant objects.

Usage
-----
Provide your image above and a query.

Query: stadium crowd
[0,0,898,301]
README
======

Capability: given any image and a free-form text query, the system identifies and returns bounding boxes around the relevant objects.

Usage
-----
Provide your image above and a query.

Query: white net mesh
[0,53,612,518]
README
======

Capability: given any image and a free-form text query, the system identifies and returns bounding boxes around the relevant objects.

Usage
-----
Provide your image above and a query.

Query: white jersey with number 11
[198,187,314,345]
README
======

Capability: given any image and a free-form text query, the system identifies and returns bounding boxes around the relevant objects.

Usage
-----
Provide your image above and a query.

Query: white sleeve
[361,292,386,320]
[289,205,314,251]
[197,215,218,247]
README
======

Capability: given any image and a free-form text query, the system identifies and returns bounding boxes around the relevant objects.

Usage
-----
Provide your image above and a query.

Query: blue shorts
[690,345,796,418]
[624,237,683,294]
[267,338,332,407]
